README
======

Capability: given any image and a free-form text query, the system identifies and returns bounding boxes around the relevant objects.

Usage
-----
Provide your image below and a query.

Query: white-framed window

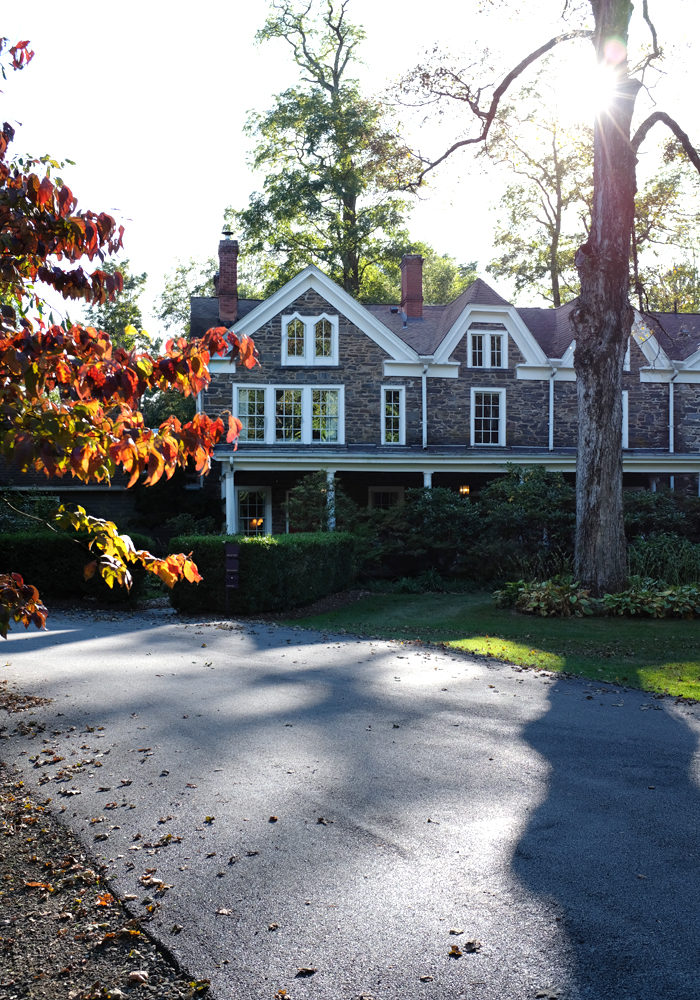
[368,487,404,510]
[236,486,272,536]
[381,385,406,445]
[235,385,344,445]
[622,389,629,449]
[468,328,507,368]
[238,387,266,442]
[275,388,303,441]
[312,388,340,442]
[281,313,339,366]
[470,388,506,446]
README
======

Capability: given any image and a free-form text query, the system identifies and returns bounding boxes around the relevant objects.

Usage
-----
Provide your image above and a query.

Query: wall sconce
[459,484,470,496]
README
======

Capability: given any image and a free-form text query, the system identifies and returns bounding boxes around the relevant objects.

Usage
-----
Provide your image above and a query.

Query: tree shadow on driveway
[513,678,700,1000]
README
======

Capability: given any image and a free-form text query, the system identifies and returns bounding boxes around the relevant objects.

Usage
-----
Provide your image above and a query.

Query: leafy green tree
[484,113,593,306]
[227,0,417,299]
[158,257,217,335]
[360,243,478,304]
[484,102,700,309]
[84,259,150,350]
[639,261,700,313]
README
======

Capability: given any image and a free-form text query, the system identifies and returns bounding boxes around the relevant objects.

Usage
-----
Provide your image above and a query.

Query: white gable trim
[432,303,550,368]
[632,314,672,370]
[228,265,418,364]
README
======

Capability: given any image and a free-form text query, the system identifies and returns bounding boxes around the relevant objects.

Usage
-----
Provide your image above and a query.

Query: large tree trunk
[572,0,638,594]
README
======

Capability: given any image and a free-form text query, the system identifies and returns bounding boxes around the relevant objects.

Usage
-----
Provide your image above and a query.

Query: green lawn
[286,591,700,700]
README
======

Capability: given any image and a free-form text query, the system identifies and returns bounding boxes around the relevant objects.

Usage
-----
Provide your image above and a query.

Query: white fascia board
[213,448,700,475]
[208,357,237,372]
[229,265,418,363]
[632,314,672,369]
[640,367,700,384]
[383,361,460,378]
[515,364,556,380]
[680,346,700,370]
[559,340,576,366]
[433,303,550,367]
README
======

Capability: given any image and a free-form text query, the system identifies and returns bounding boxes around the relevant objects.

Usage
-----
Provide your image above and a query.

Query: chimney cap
[221,227,234,240]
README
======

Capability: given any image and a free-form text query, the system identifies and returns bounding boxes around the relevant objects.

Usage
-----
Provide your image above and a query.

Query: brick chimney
[218,234,239,324]
[400,254,423,319]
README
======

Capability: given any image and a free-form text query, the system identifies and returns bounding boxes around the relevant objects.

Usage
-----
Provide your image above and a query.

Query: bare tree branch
[411,29,592,186]
[632,111,700,175]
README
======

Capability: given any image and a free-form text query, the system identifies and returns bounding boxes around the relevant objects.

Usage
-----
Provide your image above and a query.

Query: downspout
[548,366,556,452]
[225,458,236,534]
[669,363,680,455]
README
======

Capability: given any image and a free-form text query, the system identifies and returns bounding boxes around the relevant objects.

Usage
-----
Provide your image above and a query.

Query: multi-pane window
[471,389,505,446]
[314,319,333,358]
[275,389,303,441]
[469,330,506,368]
[312,389,339,442]
[238,489,267,536]
[471,333,484,368]
[236,385,344,444]
[282,314,338,365]
[286,318,305,358]
[381,386,405,445]
[238,388,265,441]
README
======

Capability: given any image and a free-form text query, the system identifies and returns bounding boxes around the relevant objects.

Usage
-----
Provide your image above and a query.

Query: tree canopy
[0,38,257,636]
[227,0,417,300]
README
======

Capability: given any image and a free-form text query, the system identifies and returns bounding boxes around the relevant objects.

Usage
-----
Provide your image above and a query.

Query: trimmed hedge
[1,530,155,604]
[168,532,358,615]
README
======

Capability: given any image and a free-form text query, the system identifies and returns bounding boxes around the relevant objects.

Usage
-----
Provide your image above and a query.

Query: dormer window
[282,313,339,365]
[468,329,507,368]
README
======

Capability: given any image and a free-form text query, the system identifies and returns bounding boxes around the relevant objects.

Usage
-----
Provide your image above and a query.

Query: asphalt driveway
[2,608,699,1000]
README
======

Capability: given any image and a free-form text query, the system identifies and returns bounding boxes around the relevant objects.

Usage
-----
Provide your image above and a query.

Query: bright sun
[552,54,619,126]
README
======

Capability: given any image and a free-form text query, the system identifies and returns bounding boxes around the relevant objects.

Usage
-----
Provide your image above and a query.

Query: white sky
[2,0,698,336]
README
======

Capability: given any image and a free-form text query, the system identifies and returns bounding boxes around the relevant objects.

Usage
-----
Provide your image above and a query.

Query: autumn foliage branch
[0,37,258,634]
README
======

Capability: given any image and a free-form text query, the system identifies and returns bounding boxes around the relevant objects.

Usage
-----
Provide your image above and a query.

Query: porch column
[224,462,236,534]
[423,470,433,489]
[326,469,336,530]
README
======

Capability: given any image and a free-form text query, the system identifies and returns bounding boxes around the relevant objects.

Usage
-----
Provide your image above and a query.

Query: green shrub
[628,532,700,584]
[494,576,596,617]
[623,489,689,540]
[363,487,481,579]
[285,471,359,532]
[0,530,155,604]
[470,466,575,582]
[601,578,700,618]
[168,532,358,615]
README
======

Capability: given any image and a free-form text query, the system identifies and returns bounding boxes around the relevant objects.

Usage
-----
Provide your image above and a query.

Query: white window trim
[235,384,268,443]
[622,389,629,449]
[235,384,345,445]
[470,387,506,447]
[381,385,406,445]
[468,328,508,369]
[281,312,339,366]
[235,485,272,536]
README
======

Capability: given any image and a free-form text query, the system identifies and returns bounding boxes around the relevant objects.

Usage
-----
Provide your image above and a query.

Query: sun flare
[552,54,619,126]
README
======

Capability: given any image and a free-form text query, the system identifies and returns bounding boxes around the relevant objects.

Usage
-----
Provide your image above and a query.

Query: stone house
[195,237,700,536]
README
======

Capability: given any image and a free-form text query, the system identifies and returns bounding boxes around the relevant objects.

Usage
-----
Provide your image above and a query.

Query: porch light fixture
[459,484,470,495]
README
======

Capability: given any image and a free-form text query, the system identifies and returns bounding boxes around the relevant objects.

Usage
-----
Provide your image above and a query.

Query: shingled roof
[191,276,700,366]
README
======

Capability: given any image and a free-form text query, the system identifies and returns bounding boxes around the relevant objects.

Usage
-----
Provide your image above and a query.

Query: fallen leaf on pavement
[296,967,317,977]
